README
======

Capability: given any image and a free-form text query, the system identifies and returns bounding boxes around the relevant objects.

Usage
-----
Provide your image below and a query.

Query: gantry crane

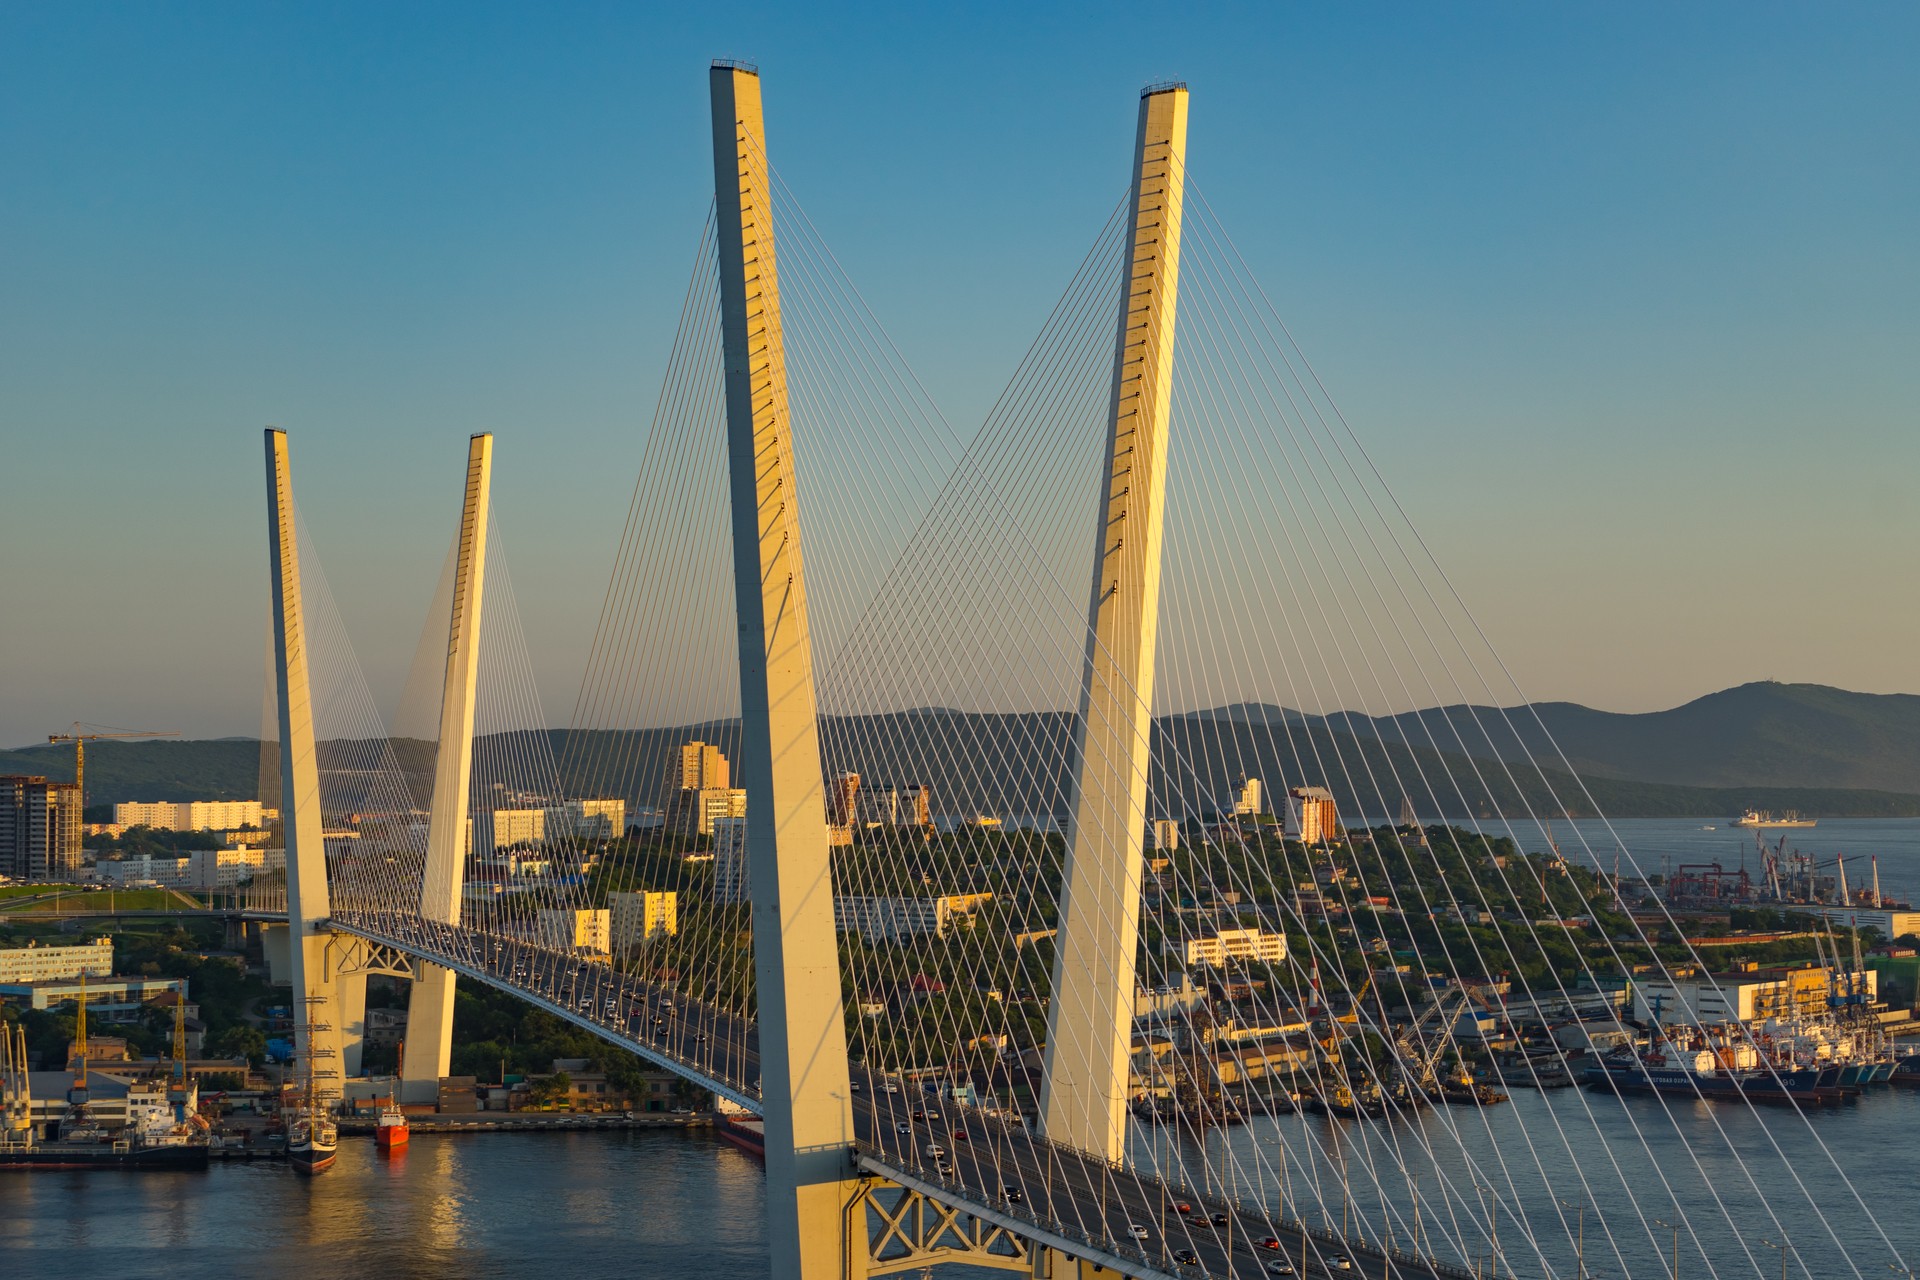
[46,723,179,814]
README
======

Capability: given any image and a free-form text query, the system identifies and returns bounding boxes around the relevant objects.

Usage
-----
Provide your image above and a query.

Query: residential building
[679,740,731,791]
[482,807,546,850]
[712,817,750,903]
[0,775,82,880]
[366,1006,408,1048]
[901,784,933,827]
[1150,819,1181,852]
[536,908,611,958]
[111,799,275,831]
[610,890,678,953]
[97,854,193,887]
[1284,786,1338,843]
[1233,777,1264,817]
[1185,927,1288,968]
[833,893,992,942]
[827,772,860,847]
[0,937,114,984]
[187,846,279,889]
[545,798,626,841]
[684,787,747,837]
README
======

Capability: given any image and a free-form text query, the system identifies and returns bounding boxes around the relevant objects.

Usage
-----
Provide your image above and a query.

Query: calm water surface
[0,1128,766,1279]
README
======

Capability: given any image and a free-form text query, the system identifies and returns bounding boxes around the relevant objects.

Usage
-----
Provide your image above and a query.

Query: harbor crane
[46,723,179,813]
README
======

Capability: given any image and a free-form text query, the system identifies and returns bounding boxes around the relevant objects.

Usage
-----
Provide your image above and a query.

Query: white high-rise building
[610,890,678,954]
[536,908,611,957]
[712,817,750,903]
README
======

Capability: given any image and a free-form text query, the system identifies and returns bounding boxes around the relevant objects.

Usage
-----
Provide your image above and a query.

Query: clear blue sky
[2,2,1915,746]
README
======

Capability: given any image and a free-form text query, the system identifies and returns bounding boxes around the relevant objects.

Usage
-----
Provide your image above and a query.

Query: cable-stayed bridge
[243,64,1905,1280]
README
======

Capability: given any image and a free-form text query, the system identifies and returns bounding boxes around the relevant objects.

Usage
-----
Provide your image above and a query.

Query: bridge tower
[263,429,347,1105]
[709,61,858,1280]
[401,433,493,1104]
[1040,84,1189,1165]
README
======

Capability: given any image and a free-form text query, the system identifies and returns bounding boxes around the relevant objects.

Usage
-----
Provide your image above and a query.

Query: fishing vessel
[1730,809,1816,828]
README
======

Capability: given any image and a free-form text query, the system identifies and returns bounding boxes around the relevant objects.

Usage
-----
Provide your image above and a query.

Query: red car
[1173,1202,1192,1214]
[1259,1237,1282,1251]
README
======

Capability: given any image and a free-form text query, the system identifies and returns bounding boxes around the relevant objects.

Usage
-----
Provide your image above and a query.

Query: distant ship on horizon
[1730,809,1817,829]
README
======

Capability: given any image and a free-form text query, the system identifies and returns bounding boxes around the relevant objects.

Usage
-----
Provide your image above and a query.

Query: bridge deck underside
[327,913,1460,1280]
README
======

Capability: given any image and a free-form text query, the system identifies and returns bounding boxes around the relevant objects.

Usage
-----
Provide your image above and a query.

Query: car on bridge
[1173,1249,1199,1266]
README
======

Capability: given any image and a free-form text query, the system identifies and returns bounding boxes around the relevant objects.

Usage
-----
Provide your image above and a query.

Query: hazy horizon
[4,3,1915,746]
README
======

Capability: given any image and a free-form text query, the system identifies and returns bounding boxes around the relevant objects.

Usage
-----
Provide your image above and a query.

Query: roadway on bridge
[332,913,1454,1280]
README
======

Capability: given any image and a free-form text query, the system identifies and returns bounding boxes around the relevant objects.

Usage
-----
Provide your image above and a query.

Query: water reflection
[1127,1084,1917,1277]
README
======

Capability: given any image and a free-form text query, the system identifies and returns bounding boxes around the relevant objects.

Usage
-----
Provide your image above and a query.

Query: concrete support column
[709,61,858,1280]
[1040,84,1189,1162]
[402,433,492,1104]
[264,429,346,1103]
[336,970,368,1079]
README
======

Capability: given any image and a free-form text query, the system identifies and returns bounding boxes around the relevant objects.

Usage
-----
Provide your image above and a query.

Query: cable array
[253,138,1906,1280]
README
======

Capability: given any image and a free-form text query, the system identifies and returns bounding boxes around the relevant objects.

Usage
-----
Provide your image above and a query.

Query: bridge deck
[328,914,1465,1280]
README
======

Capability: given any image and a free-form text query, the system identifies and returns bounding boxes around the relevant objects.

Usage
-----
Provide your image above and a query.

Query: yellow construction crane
[46,723,179,814]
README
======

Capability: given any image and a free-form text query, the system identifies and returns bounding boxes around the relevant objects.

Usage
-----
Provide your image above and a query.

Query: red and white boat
[374,1098,409,1152]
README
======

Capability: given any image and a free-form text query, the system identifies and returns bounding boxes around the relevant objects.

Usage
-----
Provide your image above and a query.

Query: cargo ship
[1730,810,1816,829]
[1581,1047,1832,1105]
[714,1107,764,1161]
[0,1025,211,1171]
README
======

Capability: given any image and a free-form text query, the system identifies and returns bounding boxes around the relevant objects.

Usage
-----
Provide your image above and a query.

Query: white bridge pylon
[264,429,347,1102]
[1041,81,1187,1167]
[401,433,493,1103]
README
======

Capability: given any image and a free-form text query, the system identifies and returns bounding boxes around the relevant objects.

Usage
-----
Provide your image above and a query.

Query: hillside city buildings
[112,799,274,831]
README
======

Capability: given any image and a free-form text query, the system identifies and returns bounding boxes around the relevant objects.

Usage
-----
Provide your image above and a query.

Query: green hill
[1336,681,1920,792]
[9,681,1920,818]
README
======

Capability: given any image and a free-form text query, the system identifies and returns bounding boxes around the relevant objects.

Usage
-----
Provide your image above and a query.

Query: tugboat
[374,1093,410,1153]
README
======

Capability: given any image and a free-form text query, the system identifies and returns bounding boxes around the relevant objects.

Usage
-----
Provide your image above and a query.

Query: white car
[881,1081,901,1093]
[1127,1224,1150,1239]
[924,1143,946,1159]
[1328,1258,1353,1272]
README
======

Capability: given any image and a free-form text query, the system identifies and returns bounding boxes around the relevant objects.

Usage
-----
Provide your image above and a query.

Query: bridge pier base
[336,969,367,1079]
[400,962,457,1103]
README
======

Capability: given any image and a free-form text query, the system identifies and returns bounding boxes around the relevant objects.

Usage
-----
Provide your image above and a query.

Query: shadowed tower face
[708,61,857,1280]
[1041,83,1188,1162]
